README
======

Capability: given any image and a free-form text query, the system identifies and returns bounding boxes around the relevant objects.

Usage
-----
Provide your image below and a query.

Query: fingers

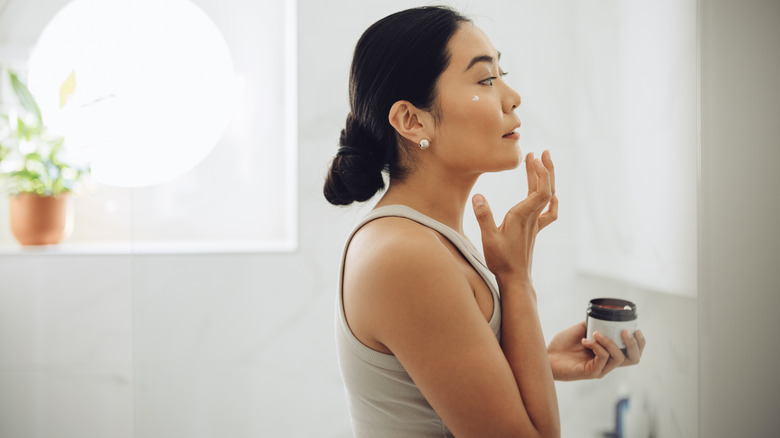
[538,195,558,230]
[509,156,550,222]
[636,330,646,354]
[541,150,555,195]
[524,150,554,210]
[526,150,554,192]
[581,337,610,378]
[536,150,558,229]
[524,157,551,213]
[581,329,645,380]
[593,331,625,376]
[621,330,645,366]
[472,194,497,241]
[525,152,536,196]
[533,159,551,202]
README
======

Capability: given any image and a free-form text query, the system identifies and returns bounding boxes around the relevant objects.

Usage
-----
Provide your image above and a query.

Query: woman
[324,6,645,437]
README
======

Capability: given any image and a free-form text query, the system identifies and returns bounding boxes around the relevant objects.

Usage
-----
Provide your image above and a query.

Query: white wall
[0,1,709,437]
[699,1,780,436]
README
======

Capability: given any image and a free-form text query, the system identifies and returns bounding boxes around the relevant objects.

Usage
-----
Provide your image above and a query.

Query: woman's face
[428,23,522,175]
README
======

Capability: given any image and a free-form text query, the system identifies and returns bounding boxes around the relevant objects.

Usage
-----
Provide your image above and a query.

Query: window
[0,0,297,253]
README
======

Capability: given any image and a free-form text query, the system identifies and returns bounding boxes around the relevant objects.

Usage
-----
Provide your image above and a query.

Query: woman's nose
[503,83,521,112]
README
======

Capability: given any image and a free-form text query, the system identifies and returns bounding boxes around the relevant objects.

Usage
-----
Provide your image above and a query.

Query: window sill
[0,240,297,255]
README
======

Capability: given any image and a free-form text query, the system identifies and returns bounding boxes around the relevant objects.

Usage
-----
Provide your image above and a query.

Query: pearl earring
[419,139,430,150]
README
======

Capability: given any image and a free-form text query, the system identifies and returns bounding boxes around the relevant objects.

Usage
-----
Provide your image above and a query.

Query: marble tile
[0,255,133,366]
[129,253,352,437]
[0,255,134,438]
[0,367,133,438]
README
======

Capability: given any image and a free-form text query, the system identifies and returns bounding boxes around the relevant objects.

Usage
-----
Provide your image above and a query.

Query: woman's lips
[502,131,520,139]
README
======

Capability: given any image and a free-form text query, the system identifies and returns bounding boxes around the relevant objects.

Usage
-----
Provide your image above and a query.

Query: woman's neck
[375,166,479,235]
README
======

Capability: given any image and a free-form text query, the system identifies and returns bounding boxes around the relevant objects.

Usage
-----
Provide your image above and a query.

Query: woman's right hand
[472,150,558,283]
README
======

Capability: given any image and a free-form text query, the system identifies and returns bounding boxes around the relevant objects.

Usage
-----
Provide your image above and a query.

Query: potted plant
[0,66,89,246]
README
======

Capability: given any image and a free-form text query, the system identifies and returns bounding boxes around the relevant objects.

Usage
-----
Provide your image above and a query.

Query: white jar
[586,298,638,350]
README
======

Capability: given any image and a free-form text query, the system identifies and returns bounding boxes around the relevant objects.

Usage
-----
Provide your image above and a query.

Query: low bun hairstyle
[324,6,470,205]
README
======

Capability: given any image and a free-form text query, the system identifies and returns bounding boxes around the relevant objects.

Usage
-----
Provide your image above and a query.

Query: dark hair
[323,6,470,205]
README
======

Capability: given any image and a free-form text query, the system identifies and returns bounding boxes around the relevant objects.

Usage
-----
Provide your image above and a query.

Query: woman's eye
[480,77,496,86]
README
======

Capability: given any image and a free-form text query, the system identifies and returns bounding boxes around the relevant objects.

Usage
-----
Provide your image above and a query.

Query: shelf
[0,240,297,255]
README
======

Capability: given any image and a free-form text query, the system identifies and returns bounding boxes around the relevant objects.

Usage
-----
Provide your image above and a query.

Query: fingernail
[473,194,484,208]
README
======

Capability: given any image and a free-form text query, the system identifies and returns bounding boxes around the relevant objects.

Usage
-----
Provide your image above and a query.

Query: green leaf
[15,117,42,140]
[48,138,65,162]
[8,70,43,125]
[11,168,40,180]
[25,151,43,163]
[16,117,27,137]
[59,70,77,109]
[1,69,89,196]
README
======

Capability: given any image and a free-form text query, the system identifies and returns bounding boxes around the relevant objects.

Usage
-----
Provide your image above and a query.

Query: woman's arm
[494,274,560,435]
[471,151,560,435]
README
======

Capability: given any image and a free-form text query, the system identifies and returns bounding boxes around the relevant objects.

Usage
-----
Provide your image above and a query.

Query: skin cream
[586,298,637,350]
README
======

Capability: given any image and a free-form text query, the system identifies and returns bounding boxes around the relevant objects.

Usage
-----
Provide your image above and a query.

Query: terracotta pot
[9,193,72,246]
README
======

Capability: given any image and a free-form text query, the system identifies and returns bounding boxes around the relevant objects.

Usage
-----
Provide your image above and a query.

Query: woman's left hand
[547,321,646,381]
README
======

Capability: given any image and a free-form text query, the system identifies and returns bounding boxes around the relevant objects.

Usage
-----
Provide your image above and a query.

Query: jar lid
[587,298,637,321]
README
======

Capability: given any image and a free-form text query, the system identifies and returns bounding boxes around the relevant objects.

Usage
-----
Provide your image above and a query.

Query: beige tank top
[336,205,502,437]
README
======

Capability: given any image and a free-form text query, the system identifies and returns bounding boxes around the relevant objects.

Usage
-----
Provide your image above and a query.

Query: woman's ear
[388,100,433,145]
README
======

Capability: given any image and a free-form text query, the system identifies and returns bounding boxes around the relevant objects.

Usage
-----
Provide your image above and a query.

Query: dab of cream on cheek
[472,95,479,102]
[586,298,638,351]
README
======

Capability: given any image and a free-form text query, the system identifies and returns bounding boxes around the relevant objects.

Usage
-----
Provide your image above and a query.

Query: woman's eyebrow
[464,51,502,72]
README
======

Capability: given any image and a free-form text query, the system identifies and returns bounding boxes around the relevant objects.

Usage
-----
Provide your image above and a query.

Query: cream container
[586,298,638,350]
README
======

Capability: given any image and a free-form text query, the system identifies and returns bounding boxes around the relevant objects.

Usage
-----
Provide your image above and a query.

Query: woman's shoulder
[345,215,464,286]
[342,215,476,354]
[349,215,449,260]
